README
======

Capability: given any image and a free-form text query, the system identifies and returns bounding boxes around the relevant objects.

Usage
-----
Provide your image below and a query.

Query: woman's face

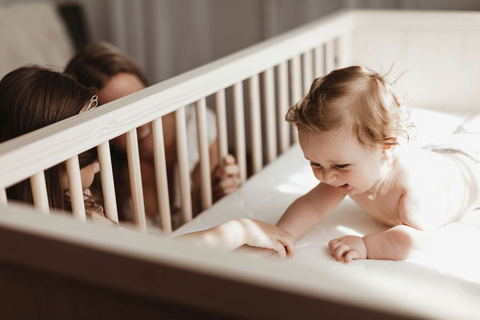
[98,73,153,156]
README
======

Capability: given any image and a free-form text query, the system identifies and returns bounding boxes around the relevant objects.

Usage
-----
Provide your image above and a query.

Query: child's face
[298,126,385,196]
[61,161,100,191]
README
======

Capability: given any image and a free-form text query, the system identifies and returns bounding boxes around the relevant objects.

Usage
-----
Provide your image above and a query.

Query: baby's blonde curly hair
[286,66,409,147]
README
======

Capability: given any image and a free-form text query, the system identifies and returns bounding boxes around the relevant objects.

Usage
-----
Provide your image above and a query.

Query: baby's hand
[234,245,279,258]
[239,219,295,259]
[328,235,367,264]
[212,154,240,201]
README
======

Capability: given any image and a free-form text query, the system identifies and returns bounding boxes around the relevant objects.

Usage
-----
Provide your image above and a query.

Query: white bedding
[172,108,480,307]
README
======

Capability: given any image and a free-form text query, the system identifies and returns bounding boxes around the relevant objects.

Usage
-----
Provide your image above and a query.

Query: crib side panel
[352,10,480,113]
[0,204,422,320]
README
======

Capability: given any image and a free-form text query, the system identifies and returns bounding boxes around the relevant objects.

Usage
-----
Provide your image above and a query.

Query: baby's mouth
[337,183,350,189]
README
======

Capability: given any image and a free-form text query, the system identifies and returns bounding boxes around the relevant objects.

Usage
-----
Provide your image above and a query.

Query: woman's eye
[335,164,349,169]
[310,162,322,168]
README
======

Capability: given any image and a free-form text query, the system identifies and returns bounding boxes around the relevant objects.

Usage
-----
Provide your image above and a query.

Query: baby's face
[298,126,385,196]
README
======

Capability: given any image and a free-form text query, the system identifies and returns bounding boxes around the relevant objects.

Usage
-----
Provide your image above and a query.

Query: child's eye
[310,162,322,168]
[334,164,349,169]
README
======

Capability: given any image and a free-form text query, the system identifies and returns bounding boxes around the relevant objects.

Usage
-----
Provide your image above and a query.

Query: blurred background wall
[1,0,480,83]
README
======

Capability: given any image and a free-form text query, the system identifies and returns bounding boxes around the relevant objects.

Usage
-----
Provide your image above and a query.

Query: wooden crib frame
[1,9,479,319]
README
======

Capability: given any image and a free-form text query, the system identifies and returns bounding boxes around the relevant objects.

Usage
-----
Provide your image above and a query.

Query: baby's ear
[381,138,397,159]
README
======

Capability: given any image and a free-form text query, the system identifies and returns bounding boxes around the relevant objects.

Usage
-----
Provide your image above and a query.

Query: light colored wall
[53,0,343,84]
[2,0,479,84]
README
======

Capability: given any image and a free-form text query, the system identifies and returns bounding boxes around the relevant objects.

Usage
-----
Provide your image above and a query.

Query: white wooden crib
[1,9,479,319]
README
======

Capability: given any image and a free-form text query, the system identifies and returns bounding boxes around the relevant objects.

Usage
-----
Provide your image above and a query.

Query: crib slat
[314,44,325,78]
[302,51,314,96]
[97,142,118,223]
[233,82,247,183]
[175,107,193,223]
[152,117,172,234]
[0,188,6,205]
[277,61,290,154]
[337,33,352,68]
[126,129,147,233]
[289,56,301,143]
[195,98,213,210]
[65,156,86,221]
[262,68,277,163]
[325,39,336,74]
[215,90,228,165]
[30,171,49,215]
[248,75,263,174]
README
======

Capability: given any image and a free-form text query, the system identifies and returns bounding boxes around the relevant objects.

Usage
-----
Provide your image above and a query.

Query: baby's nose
[324,170,338,184]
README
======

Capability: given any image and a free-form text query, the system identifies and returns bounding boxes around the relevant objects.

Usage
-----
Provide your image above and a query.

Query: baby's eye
[334,164,349,169]
[310,162,322,168]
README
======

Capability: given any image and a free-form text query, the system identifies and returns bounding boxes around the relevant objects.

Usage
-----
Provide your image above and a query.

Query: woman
[66,42,240,228]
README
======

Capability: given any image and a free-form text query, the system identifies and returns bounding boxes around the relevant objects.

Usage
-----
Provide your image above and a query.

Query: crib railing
[0,10,355,234]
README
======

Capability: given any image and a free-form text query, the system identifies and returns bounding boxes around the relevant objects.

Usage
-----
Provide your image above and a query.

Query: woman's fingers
[216,163,240,178]
[223,154,236,165]
[215,177,240,190]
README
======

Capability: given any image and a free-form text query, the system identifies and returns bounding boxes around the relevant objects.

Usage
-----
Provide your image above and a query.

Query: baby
[276,66,480,264]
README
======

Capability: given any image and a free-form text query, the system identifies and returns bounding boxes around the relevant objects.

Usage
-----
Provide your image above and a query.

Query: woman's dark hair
[65,41,149,90]
[0,65,98,211]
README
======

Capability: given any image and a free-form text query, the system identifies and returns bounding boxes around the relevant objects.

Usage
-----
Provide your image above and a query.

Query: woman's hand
[328,235,367,264]
[212,154,240,201]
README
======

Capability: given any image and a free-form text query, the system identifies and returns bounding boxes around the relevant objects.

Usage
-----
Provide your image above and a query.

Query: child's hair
[65,41,149,90]
[286,65,407,147]
[0,65,100,212]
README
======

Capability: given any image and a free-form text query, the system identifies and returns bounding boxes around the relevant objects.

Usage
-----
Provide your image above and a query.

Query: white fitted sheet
[172,108,480,308]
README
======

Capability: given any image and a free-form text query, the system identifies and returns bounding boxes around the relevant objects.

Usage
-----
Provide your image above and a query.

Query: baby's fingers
[271,241,287,259]
[344,250,358,264]
[328,238,342,254]
[278,237,295,258]
[333,244,351,262]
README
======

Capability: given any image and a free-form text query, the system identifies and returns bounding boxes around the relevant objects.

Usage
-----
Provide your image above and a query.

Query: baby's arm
[174,219,295,258]
[329,225,428,264]
[277,182,345,240]
[329,192,430,263]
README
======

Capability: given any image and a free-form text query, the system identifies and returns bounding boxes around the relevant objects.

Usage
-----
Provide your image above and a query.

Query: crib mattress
[172,108,480,314]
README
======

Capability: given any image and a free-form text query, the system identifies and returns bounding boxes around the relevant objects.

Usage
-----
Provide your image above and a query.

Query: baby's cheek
[313,170,323,182]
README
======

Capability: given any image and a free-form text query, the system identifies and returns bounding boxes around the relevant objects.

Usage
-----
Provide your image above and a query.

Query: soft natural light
[336,225,364,237]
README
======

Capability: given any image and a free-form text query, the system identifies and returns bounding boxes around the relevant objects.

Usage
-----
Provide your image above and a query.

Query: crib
[1,9,480,319]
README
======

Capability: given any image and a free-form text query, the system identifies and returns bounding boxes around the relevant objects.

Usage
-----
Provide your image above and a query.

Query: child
[276,65,480,264]
[0,65,110,223]
[65,42,240,226]
[0,66,294,256]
